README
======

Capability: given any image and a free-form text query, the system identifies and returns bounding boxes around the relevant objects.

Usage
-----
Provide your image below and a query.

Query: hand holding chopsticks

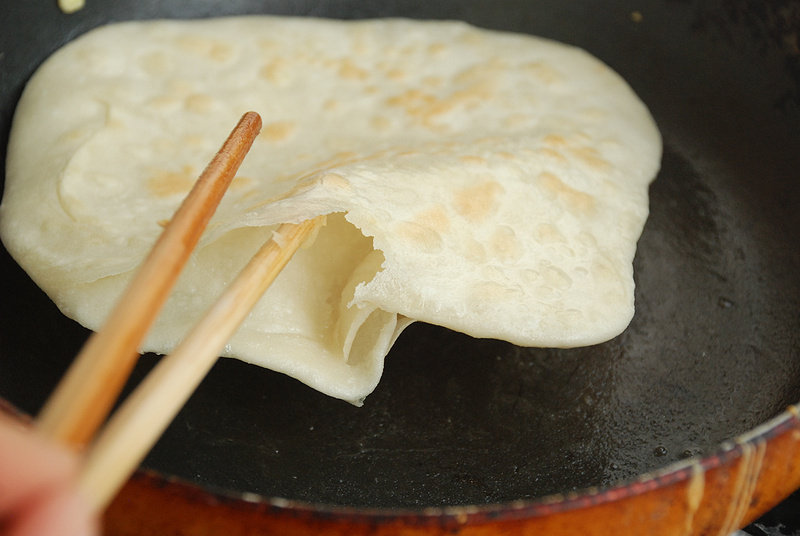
[36,112,322,510]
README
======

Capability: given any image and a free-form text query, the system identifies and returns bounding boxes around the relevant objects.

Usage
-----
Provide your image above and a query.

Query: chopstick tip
[242,111,262,132]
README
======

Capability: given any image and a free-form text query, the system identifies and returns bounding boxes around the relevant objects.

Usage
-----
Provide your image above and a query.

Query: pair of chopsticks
[35,112,321,511]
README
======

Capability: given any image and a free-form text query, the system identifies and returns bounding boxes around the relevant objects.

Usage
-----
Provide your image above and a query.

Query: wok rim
[113,400,800,525]
[4,375,799,532]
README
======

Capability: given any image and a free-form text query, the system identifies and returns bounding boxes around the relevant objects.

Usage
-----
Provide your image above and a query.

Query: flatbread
[0,16,661,404]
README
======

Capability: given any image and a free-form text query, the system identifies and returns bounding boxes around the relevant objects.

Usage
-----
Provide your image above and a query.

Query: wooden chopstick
[37,112,263,448]
[78,216,324,510]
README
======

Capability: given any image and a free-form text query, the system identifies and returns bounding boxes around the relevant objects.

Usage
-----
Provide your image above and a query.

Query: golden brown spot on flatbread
[399,44,418,56]
[386,80,493,128]
[427,42,447,55]
[260,121,296,142]
[176,35,207,53]
[176,36,233,62]
[538,171,566,194]
[386,69,406,81]
[183,134,206,147]
[536,223,566,243]
[75,47,101,66]
[147,165,196,198]
[337,59,368,80]
[543,134,568,147]
[457,31,486,46]
[231,176,253,191]
[581,107,608,121]
[570,146,611,172]
[395,221,443,254]
[538,172,596,213]
[490,225,523,263]
[453,181,504,223]
[167,79,194,97]
[257,39,278,51]
[537,148,568,164]
[154,137,178,154]
[185,94,214,113]
[413,206,451,233]
[476,135,504,145]
[59,126,92,143]
[423,76,443,88]
[323,99,340,112]
[503,114,530,128]
[260,58,290,85]
[386,89,437,110]
[572,131,592,144]
[139,52,169,75]
[523,61,564,85]
[370,115,391,130]
[460,155,487,166]
[454,59,505,84]
[321,173,352,191]
[209,42,233,62]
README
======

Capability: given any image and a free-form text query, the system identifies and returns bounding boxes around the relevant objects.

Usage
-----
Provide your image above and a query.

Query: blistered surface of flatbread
[0,17,661,403]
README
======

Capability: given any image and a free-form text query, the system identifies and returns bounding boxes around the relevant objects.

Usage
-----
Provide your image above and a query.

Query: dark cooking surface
[744,492,800,536]
[1,0,799,519]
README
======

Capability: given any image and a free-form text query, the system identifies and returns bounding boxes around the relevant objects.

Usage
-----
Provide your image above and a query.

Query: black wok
[1,0,799,534]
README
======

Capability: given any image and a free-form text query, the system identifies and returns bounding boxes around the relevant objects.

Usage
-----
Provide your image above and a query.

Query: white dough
[0,17,661,403]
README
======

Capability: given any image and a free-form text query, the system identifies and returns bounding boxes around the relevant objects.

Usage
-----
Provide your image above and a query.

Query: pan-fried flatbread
[0,17,661,403]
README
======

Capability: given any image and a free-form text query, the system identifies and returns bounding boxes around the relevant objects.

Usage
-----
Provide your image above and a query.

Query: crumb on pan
[58,0,85,14]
